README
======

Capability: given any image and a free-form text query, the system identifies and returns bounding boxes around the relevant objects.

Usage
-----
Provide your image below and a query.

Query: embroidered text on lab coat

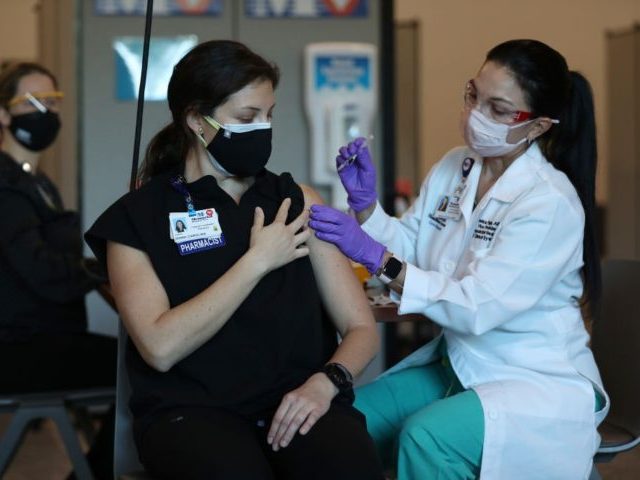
[472,219,501,245]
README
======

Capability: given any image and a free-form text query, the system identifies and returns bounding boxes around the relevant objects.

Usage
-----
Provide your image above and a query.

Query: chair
[114,322,151,479]
[0,386,115,479]
[590,259,640,478]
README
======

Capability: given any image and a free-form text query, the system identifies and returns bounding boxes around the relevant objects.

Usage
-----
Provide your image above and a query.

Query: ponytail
[139,123,190,184]
[487,40,601,319]
[538,71,600,317]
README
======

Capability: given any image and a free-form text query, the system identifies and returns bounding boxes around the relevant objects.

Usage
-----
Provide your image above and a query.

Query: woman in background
[0,62,116,480]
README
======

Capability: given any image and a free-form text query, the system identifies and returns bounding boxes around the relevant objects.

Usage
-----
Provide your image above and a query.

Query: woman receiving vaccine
[86,40,382,479]
[310,39,608,479]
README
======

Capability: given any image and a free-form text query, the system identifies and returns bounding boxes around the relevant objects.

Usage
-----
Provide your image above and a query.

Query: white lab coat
[362,144,609,479]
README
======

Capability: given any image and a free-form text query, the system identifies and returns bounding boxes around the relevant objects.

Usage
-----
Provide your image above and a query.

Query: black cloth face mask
[203,116,272,178]
[9,110,61,152]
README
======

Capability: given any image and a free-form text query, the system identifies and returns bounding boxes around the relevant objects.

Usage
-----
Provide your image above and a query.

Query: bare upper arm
[106,241,170,358]
[299,184,375,335]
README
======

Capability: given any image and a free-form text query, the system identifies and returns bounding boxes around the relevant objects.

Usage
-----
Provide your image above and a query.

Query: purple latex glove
[309,204,386,274]
[336,137,377,212]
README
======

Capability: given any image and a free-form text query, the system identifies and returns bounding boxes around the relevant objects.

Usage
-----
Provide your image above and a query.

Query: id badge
[169,209,225,255]
[433,194,462,221]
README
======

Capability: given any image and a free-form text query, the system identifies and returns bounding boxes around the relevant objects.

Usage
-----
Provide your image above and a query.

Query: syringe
[337,134,374,172]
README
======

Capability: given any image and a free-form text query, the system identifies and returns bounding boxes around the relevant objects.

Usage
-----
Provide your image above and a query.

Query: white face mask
[204,116,271,138]
[464,108,535,157]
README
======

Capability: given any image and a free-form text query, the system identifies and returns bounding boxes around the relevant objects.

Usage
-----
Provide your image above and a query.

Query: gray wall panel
[238,1,383,197]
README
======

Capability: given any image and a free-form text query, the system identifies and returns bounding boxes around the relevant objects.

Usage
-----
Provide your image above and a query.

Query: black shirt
[85,168,338,434]
[0,151,97,341]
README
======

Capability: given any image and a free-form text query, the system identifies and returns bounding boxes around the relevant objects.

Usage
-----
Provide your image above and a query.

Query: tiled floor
[1,413,639,479]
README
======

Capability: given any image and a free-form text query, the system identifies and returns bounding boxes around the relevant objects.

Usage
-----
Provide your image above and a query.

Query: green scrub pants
[354,340,484,480]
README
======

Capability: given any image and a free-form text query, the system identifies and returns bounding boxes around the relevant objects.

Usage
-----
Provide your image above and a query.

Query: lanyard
[169,175,196,216]
[453,157,475,196]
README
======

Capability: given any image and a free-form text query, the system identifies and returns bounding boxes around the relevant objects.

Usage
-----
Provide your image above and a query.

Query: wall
[395,0,640,204]
[0,0,38,63]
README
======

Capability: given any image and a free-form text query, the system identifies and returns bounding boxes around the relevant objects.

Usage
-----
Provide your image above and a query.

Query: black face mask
[9,111,61,152]
[203,116,272,178]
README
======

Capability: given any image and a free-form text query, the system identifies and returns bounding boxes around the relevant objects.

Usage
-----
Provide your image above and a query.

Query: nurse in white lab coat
[309,39,609,479]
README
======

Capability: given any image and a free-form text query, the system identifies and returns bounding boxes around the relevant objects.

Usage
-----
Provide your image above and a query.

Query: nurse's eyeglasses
[8,91,64,112]
[463,80,532,124]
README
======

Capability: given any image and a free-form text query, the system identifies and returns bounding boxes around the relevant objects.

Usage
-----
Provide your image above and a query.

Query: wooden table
[367,287,441,366]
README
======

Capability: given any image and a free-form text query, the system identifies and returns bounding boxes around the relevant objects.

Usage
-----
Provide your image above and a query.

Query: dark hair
[140,40,280,183]
[0,62,58,111]
[486,39,600,317]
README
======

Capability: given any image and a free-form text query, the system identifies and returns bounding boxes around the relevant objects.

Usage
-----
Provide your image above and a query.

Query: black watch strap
[322,362,353,393]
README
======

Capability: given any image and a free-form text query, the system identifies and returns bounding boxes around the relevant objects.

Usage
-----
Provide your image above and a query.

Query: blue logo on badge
[177,235,225,256]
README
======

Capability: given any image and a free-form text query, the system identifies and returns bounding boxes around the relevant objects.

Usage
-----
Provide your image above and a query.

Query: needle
[337,134,374,172]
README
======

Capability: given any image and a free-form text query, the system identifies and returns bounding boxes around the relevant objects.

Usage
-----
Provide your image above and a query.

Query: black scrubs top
[0,152,95,341]
[85,167,338,437]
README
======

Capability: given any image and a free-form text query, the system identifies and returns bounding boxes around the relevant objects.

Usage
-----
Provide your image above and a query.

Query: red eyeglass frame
[512,110,533,122]
[465,79,533,123]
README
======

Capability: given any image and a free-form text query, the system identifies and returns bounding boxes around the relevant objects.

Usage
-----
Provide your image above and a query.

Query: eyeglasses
[463,80,532,124]
[8,91,64,112]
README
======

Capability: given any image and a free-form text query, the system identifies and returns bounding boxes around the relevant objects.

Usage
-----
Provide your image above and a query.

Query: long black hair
[139,40,279,183]
[486,39,600,317]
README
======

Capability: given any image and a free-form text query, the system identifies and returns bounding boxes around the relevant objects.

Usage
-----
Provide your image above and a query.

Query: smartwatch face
[383,257,403,280]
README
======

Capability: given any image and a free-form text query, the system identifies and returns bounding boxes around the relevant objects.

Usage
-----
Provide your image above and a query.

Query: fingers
[356,145,375,172]
[274,197,292,224]
[289,210,311,258]
[288,207,309,233]
[268,395,316,451]
[308,219,342,234]
[294,226,312,245]
[293,228,311,259]
[340,138,365,157]
[350,137,366,154]
[337,138,366,168]
[308,205,347,224]
[299,411,320,436]
[277,406,314,449]
[269,394,303,451]
[267,397,292,449]
[252,206,265,230]
[313,231,342,244]
[293,245,310,259]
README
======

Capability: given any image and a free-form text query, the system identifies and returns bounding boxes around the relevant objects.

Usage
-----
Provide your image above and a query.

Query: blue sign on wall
[96,0,222,16]
[315,55,370,90]
[245,0,368,18]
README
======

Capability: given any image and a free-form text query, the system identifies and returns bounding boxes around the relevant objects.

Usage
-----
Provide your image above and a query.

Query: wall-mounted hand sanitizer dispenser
[305,42,378,209]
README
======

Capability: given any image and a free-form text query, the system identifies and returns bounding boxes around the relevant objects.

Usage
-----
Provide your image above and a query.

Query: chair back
[592,259,640,437]
[113,321,146,477]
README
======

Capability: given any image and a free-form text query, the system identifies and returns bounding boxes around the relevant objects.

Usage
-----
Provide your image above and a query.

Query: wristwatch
[322,362,353,394]
[377,255,403,284]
